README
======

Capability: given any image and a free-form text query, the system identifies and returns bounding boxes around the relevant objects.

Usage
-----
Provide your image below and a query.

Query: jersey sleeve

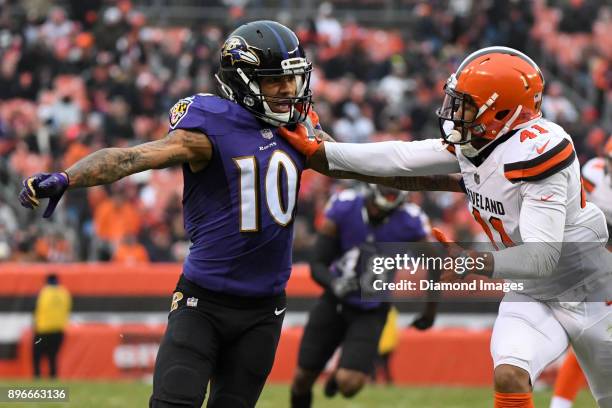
[325,138,461,177]
[492,169,569,279]
[168,95,204,131]
[167,94,229,134]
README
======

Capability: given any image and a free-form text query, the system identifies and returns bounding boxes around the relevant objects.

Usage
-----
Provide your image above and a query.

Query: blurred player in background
[33,273,71,379]
[581,136,612,246]
[20,20,319,408]
[280,46,612,407]
[550,136,612,408]
[291,184,438,408]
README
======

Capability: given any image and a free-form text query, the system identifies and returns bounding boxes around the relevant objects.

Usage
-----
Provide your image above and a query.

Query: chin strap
[498,105,523,138]
[462,105,525,158]
[460,137,497,158]
[214,74,235,101]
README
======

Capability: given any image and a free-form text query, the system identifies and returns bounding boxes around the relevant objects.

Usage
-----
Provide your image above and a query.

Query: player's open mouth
[271,103,291,113]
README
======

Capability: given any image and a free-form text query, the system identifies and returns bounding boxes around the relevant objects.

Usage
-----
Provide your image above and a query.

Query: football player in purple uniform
[291,184,438,407]
[20,20,319,408]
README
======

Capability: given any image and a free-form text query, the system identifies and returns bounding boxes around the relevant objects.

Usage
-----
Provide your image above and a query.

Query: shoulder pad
[324,189,359,211]
[194,93,231,114]
[168,94,231,131]
[503,121,576,183]
[401,203,424,218]
[336,189,359,202]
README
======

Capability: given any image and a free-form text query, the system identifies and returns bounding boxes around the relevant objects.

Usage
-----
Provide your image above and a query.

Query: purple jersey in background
[169,94,306,296]
[325,189,430,309]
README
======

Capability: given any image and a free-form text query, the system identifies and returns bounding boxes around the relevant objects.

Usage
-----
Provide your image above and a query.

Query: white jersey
[582,157,612,227]
[453,118,608,299]
[325,117,611,300]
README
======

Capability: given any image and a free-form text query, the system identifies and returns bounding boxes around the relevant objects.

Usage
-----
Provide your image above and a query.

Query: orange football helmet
[437,47,545,146]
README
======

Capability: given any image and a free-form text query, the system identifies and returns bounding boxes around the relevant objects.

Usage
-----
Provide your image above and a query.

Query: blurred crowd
[0,0,609,263]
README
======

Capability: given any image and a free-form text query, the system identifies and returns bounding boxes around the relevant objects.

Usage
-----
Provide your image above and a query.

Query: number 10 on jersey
[234,150,298,232]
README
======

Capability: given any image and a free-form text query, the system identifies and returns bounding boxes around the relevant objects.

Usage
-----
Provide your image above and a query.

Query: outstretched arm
[309,130,464,192]
[280,126,461,177]
[19,129,211,217]
[67,129,212,188]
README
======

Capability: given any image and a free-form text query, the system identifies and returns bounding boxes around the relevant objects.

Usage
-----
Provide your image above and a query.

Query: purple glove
[19,172,69,218]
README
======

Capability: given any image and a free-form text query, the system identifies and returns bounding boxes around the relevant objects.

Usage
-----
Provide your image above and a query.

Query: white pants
[491,285,612,407]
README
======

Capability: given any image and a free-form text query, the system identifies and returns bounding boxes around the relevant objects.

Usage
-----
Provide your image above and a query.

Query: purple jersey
[325,189,429,308]
[169,94,306,296]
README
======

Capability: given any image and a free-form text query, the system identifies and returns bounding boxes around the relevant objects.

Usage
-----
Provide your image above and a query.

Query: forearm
[491,242,560,279]
[324,139,461,177]
[319,167,463,193]
[66,148,146,188]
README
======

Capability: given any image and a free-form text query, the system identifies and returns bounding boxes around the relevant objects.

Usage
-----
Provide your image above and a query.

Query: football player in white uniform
[278,47,612,408]
[582,137,612,243]
[550,137,612,408]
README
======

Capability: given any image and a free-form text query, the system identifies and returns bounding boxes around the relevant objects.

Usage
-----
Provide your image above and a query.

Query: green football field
[0,380,598,407]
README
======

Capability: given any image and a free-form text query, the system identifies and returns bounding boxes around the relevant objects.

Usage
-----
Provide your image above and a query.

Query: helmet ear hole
[495,110,510,120]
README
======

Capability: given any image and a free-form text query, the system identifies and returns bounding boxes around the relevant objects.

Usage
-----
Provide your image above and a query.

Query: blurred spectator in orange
[93,185,141,244]
[113,234,149,263]
[34,229,74,262]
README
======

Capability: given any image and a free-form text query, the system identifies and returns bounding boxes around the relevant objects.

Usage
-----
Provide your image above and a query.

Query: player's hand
[331,276,359,298]
[411,313,435,330]
[431,227,469,282]
[19,172,69,218]
[278,123,322,158]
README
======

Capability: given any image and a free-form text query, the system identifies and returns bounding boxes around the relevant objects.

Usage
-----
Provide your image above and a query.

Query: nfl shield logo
[474,173,480,184]
[186,297,198,307]
[260,128,274,139]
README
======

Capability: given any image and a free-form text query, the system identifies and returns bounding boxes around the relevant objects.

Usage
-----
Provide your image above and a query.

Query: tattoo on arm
[66,130,211,188]
[319,171,463,193]
[66,147,143,188]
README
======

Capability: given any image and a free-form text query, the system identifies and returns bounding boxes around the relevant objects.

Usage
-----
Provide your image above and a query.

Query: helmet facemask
[437,79,481,146]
